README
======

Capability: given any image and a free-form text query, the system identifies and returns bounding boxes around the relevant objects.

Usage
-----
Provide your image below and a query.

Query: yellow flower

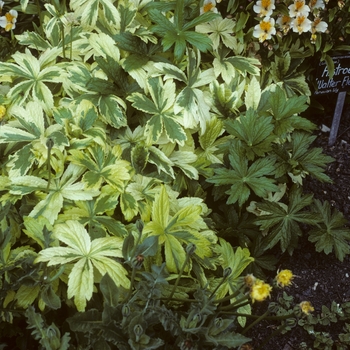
[250,280,272,302]
[300,301,314,314]
[200,0,218,15]
[253,17,276,42]
[0,105,6,120]
[0,9,18,31]
[275,269,294,287]
[253,0,276,18]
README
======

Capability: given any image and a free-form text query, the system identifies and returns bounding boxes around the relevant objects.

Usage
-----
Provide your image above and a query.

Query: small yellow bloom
[275,269,294,287]
[300,301,314,314]
[0,10,18,31]
[250,280,272,302]
[0,105,6,120]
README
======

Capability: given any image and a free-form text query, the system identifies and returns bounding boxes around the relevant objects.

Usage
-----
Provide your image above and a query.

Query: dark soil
[246,96,350,350]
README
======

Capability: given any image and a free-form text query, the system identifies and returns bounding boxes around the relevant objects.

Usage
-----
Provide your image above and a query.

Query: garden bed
[248,101,350,349]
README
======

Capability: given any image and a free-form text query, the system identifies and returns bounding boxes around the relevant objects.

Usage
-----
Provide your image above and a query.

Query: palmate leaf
[255,187,318,253]
[213,238,254,300]
[58,192,127,239]
[259,84,308,120]
[69,145,132,191]
[35,220,130,311]
[144,186,213,272]
[273,131,333,183]
[0,101,69,177]
[196,17,239,51]
[207,149,278,207]
[0,49,63,112]
[155,49,214,132]
[309,199,350,262]
[10,164,99,224]
[70,0,120,29]
[128,77,186,145]
[224,109,275,160]
[148,0,218,62]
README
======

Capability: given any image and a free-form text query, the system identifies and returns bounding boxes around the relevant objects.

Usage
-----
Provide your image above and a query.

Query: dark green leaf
[67,309,103,332]
[41,285,61,310]
[100,273,120,307]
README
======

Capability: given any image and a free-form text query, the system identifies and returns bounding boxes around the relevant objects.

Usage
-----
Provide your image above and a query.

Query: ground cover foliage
[1,0,350,349]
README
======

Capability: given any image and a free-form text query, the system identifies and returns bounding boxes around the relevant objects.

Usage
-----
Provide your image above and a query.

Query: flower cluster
[253,0,328,44]
[0,1,18,32]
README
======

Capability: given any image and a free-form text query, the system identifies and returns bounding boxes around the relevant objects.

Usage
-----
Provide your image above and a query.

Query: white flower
[309,0,325,10]
[253,17,276,42]
[0,9,18,31]
[291,14,312,33]
[276,14,292,33]
[0,1,5,11]
[288,0,310,17]
[253,0,276,18]
[200,0,218,15]
[312,17,328,32]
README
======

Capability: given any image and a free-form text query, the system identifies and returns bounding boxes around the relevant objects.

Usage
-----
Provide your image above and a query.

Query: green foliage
[254,186,318,254]
[0,0,347,348]
[148,0,218,62]
[308,200,350,262]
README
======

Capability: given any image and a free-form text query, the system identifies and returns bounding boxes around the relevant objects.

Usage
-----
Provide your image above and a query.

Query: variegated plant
[0,0,344,348]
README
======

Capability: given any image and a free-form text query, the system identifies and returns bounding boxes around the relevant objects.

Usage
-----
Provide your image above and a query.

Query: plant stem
[166,254,191,303]
[241,309,270,335]
[218,295,250,311]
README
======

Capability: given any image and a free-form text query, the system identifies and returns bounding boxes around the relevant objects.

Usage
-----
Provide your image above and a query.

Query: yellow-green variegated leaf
[29,191,64,225]
[36,220,130,311]
[91,256,130,289]
[213,239,254,299]
[90,236,124,257]
[148,146,175,177]
[99,95,127,129]
[167,205,202,231]
[164,235,186,273]
[120,192,139,221]
[169,151,198,180]
[23,216,53,249]
[35,247,82,265]
[0,126,37,143]
[152,186,169,230]
[88,32,120,61]
[68,258,94,312]
[10,176,48,195]
[0,49,63,112]
[54,220,91,255]
[60,181,99,200]
[199,117,224,150]
[70,0,120,29]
